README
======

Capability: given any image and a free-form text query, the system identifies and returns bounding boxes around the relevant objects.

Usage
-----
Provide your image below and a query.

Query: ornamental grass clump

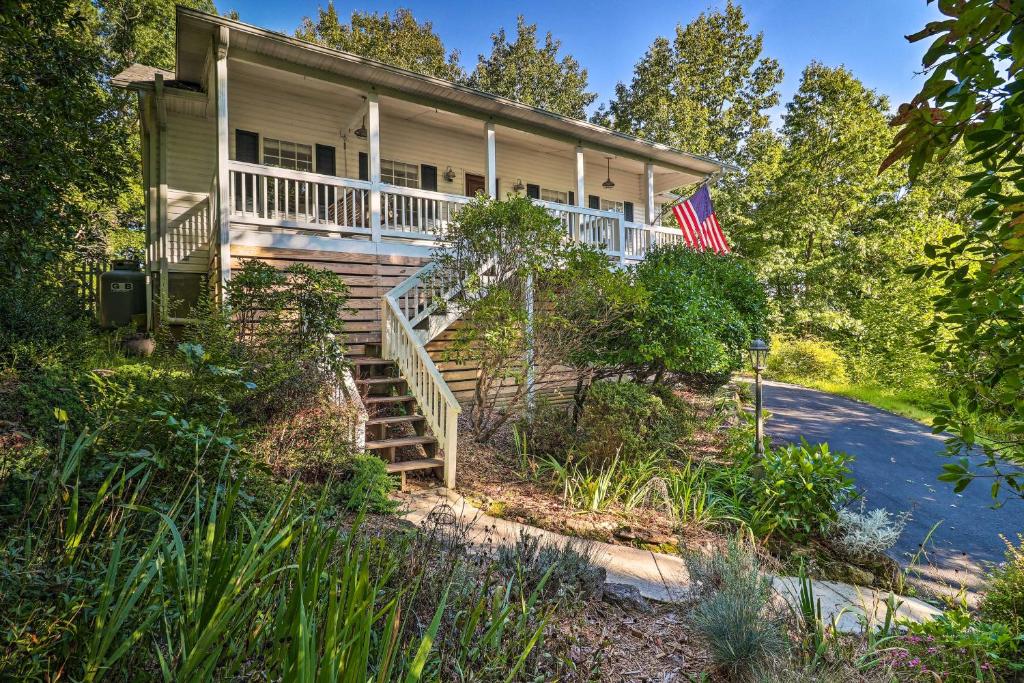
[685,540,788,678]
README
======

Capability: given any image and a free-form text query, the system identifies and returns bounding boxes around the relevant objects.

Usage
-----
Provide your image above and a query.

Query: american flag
[671,185,730,254]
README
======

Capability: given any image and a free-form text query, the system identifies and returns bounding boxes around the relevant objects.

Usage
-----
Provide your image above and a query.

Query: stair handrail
[382,276,461,488]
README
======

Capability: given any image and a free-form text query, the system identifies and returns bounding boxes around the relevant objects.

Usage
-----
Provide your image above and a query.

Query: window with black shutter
[568,191,575,206]
[234,130,259,213]
[358,152,368,181]
[526,184,540,199]
[588,195,601,210]
[421,164,437,192]
[235,130,259,163]
[315,145,336,176]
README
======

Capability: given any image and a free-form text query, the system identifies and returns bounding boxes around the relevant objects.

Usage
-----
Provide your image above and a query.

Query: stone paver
[397,489,942,632]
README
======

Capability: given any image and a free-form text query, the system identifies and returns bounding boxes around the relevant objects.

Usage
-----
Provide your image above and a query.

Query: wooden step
[352,357,393,366]
[386,458,444,473]
[362,394,416,405]
[366,414,426,427]
[365,435,437,450]
[357,377,406,386]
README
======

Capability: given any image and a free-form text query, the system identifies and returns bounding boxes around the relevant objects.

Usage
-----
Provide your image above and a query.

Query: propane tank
[99,260,147,328]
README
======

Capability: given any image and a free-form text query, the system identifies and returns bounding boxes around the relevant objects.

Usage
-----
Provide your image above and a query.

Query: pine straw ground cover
[443,387,733,555]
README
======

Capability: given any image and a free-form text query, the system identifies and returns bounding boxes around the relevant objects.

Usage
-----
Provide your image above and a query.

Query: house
[113,7,729,489]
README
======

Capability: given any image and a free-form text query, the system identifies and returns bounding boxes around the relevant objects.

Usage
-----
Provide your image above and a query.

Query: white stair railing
[382,273,461,488]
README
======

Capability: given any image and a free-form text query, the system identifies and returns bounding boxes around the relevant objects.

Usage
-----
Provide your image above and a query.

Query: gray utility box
[99,260,147,328]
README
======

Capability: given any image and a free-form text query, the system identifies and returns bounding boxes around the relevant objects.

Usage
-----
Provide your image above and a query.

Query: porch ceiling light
[354,115,367,139]
[602,157,615,189]
[443,166,457,182]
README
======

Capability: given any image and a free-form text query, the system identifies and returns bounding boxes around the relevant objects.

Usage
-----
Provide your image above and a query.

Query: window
[381,159,419,188]
[601,198,624,213]
[540,188,568,204]
[263,138,312,172]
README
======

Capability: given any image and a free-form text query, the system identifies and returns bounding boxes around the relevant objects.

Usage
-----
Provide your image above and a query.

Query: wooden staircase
[353,350,445,489]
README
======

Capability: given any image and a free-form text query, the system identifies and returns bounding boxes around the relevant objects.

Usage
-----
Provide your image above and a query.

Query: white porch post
[215,26,231,299]
[575,145,585,207]
[368,91,382,241]
[645,162,656,225]
[485,120,496,198]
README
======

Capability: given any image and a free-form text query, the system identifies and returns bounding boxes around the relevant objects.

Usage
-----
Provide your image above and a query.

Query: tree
[98,0,217,72]
[594,0,781,164]
[295,4,463,81]
[0,0,130,353]
[468,16,596,119]
[617,245,769,388]
[887,0,1024,501]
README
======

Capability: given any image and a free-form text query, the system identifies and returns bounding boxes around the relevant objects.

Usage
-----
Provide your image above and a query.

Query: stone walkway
[397,489,942,633]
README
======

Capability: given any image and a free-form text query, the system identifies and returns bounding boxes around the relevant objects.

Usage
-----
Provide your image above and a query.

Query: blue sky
[222,0,942,120]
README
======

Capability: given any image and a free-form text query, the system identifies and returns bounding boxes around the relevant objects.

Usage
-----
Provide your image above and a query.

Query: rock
[614,526,676,546]
[602,582,653,613]
[580,565,608,600]
[823,561,874,587]
[123,334,156,357]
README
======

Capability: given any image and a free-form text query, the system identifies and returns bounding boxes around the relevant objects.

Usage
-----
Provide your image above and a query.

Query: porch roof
[165,7,732,180]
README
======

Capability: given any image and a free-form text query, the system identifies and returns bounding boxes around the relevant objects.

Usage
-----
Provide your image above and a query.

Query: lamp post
[748,339,769,457]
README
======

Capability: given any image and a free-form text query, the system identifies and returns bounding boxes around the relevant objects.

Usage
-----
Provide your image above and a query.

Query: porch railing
[229,162,688,259]
[228,160,371,234]
[381,185,471,239]
[382,271,461,488]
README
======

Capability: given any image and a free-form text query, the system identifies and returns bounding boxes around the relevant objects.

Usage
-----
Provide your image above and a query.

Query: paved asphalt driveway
[756,380,1022,595]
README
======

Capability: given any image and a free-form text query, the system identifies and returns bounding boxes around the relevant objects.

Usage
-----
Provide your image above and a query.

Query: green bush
[520,395,575,458]
[766,337,848,384]
[980,534,1024,636]
[577,380,691,465]
[753,440,854,541]
[332,454,397,514]
[685,540,787,677]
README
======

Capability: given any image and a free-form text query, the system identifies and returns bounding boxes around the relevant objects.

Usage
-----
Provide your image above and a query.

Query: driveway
[756,380,1021,597]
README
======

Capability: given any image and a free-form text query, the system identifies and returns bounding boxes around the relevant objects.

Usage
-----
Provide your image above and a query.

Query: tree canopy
[295,4,464,81]
[468,16,596,119]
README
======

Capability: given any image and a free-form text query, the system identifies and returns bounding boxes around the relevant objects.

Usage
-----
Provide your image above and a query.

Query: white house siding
[164,108,215,271]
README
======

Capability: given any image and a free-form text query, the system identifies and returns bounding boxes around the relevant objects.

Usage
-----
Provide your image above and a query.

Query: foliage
[496,530,603,602]
[685,539,788,677]
[833,504,908,560]
[469,15,596,119]
[332,454,398,514]
[185,259,351,422]
[576,380,691,466]
[887,607,1023,681]
[754,441,855,541]
[890,0,1024,500]
[980,534,1024,636]
[295,3,463,80]
[594,0,782,167]
[766,338,848,385]
[619,244,769,386]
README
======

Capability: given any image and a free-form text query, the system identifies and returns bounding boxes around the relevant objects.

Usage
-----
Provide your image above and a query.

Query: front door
[465,173,485,197]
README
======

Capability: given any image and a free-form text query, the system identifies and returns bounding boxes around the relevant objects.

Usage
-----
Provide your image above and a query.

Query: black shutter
[588,195,601,210]
[526,183,540,199]
[358,152,368,181]
[623,201,634,222]
[235,129,259,163]
[568,191,575,206]
[421,164,437,192]
[315,144,336,176]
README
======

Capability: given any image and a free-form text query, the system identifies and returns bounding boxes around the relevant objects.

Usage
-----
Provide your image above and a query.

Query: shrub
[577,380,690,466]
[833,504,908,560]
[890,607,1023,681]
[766,337,848,384]
[496,529,604,602]
[519,395,575,458]
[754,440,854,541]
[685,540,787,677]
[980,534,1024,635]
[332,454,397,514]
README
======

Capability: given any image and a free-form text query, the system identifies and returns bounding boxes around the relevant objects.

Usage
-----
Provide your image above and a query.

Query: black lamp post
[748,339,769,457]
